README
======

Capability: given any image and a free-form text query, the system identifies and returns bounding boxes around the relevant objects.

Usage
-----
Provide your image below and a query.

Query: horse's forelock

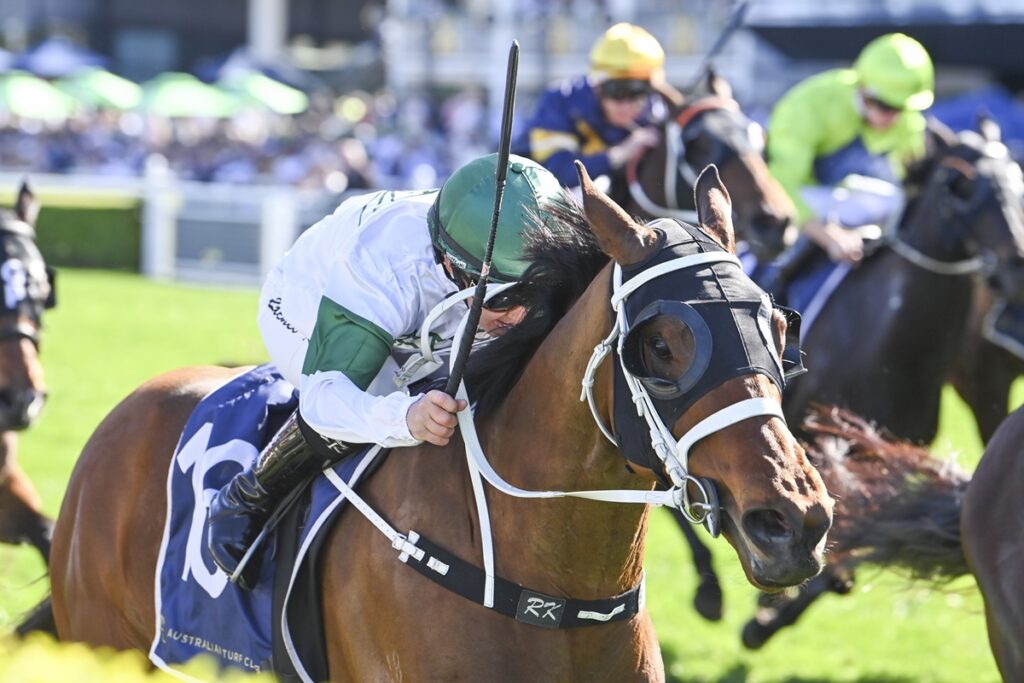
[465,197,609,417]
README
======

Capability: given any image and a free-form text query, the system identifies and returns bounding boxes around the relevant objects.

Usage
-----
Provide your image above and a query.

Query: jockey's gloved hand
[804,218,865,264]
[406,390,467,446]
[607,127,660,169]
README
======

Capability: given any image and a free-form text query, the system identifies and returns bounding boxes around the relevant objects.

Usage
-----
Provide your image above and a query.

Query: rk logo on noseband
[516,591,566,628]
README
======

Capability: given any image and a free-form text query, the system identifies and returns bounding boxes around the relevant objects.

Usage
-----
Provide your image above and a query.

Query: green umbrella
[0,70,77,120]
[139,72,242,118]
[56,67,141,110]
[220,70,309,115]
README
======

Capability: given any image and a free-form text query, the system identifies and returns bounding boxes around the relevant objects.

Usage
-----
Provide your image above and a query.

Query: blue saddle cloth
[149,364,381,681]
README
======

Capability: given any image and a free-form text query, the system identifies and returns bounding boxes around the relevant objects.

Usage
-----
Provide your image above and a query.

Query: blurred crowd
[0,85,493,192]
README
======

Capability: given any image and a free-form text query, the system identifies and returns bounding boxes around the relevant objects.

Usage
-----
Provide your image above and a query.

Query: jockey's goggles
[863,92,904,114]
[600,78,651,101]
[481,289,519,311]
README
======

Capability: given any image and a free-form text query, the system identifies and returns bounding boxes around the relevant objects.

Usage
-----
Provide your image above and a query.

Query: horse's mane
[465,195,609,417]
[802,406,969,580]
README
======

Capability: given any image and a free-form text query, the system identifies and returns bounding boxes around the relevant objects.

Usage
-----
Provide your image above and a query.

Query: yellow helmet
[590,23,665,83]
[854,33,934,111]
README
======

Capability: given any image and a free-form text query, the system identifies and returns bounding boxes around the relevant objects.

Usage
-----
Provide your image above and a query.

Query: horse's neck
[900,199,973,264]
[863,246,972,348]
[635,138,695,217]
[481,264,652,596]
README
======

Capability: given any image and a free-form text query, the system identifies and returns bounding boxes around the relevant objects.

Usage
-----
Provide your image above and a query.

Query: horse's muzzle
[0,388,47,430]
[741,503,831,587]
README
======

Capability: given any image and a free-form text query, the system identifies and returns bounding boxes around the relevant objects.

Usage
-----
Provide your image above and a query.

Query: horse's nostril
[803,507,831,548]
[0,387,46,430]
[743,508,794,549]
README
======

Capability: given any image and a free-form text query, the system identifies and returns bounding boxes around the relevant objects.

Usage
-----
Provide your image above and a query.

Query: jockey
[206,153,568,589]
[513,22,667,197]
[763,33,934,294]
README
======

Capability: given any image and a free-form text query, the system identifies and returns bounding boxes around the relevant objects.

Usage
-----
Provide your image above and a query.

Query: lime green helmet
[854,33,934,111]
[428,153,565,283]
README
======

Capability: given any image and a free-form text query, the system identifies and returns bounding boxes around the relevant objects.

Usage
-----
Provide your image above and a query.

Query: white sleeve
[299,370,421,448]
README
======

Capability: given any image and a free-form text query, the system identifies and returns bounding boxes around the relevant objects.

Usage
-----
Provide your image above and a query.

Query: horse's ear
[651,79,685,110]
[705,66,733,99]
[925,116,957,156]
[574,160,658,265]
[15,180,39,227]
[694,164,736,254]
[977,112,1002,143]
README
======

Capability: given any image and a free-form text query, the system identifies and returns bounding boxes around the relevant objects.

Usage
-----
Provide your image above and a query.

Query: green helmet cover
[854,33,934,111]
[428,153,565,283]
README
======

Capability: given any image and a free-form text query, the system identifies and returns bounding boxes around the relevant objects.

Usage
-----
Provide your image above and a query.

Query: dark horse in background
[783,120,1024,443]
[623,70,797,620]
[48,166,832,681]
[629,70,795,261]
[946,117,1024,444]
[741,120,1024,647]
[0,182,55,563]
[963,403,1024,681]
[951,283,1024,442]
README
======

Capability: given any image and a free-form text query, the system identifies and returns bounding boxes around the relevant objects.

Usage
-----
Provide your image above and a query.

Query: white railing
[0,167,350,287]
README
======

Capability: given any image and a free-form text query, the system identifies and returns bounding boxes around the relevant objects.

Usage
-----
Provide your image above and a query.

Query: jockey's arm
[297,296,421,447]
[521,87,618,186]
[766,84,826,227]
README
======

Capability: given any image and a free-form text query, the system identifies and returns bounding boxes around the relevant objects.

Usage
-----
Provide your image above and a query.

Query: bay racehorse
[49,164,831,680]
[628,71,798,619]
[629,70,796,261]
[0,182,55,562]
[962,403,1024,681]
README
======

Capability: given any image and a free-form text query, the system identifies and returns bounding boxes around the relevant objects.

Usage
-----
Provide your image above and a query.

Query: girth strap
[400,531,645,629]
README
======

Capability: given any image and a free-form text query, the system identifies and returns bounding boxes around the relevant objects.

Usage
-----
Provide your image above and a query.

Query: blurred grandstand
[0,0,1019,284]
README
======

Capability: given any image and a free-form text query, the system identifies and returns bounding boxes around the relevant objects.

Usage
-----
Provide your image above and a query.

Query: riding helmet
[428,153,565,283]
[589,23,665,85]
[854,33,934,112]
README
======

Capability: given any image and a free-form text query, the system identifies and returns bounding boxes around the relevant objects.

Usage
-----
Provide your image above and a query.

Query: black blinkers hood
[0,218,55,322]
[613,219,788,477]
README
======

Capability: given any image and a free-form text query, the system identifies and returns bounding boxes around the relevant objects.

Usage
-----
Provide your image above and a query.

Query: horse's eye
[950,174,975,200]
[647,336,673,361]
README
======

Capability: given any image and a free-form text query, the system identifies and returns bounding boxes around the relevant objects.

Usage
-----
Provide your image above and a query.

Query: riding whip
[444,40,520,397]
[683,0,751,92]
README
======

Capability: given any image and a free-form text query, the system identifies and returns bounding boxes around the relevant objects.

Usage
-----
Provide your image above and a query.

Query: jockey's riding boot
[206,411,322,590]
[758,235,820,307]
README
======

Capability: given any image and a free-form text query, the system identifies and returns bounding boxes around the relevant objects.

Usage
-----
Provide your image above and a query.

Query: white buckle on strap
[394,531,425,562]
[577,603,626,622]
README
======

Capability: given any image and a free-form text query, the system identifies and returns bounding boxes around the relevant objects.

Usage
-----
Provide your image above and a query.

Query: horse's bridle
[626,96,749,222]
[448,221,799,536]
[0,221,55,348]
[322,228,801,628]
[889,152,1015,277]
